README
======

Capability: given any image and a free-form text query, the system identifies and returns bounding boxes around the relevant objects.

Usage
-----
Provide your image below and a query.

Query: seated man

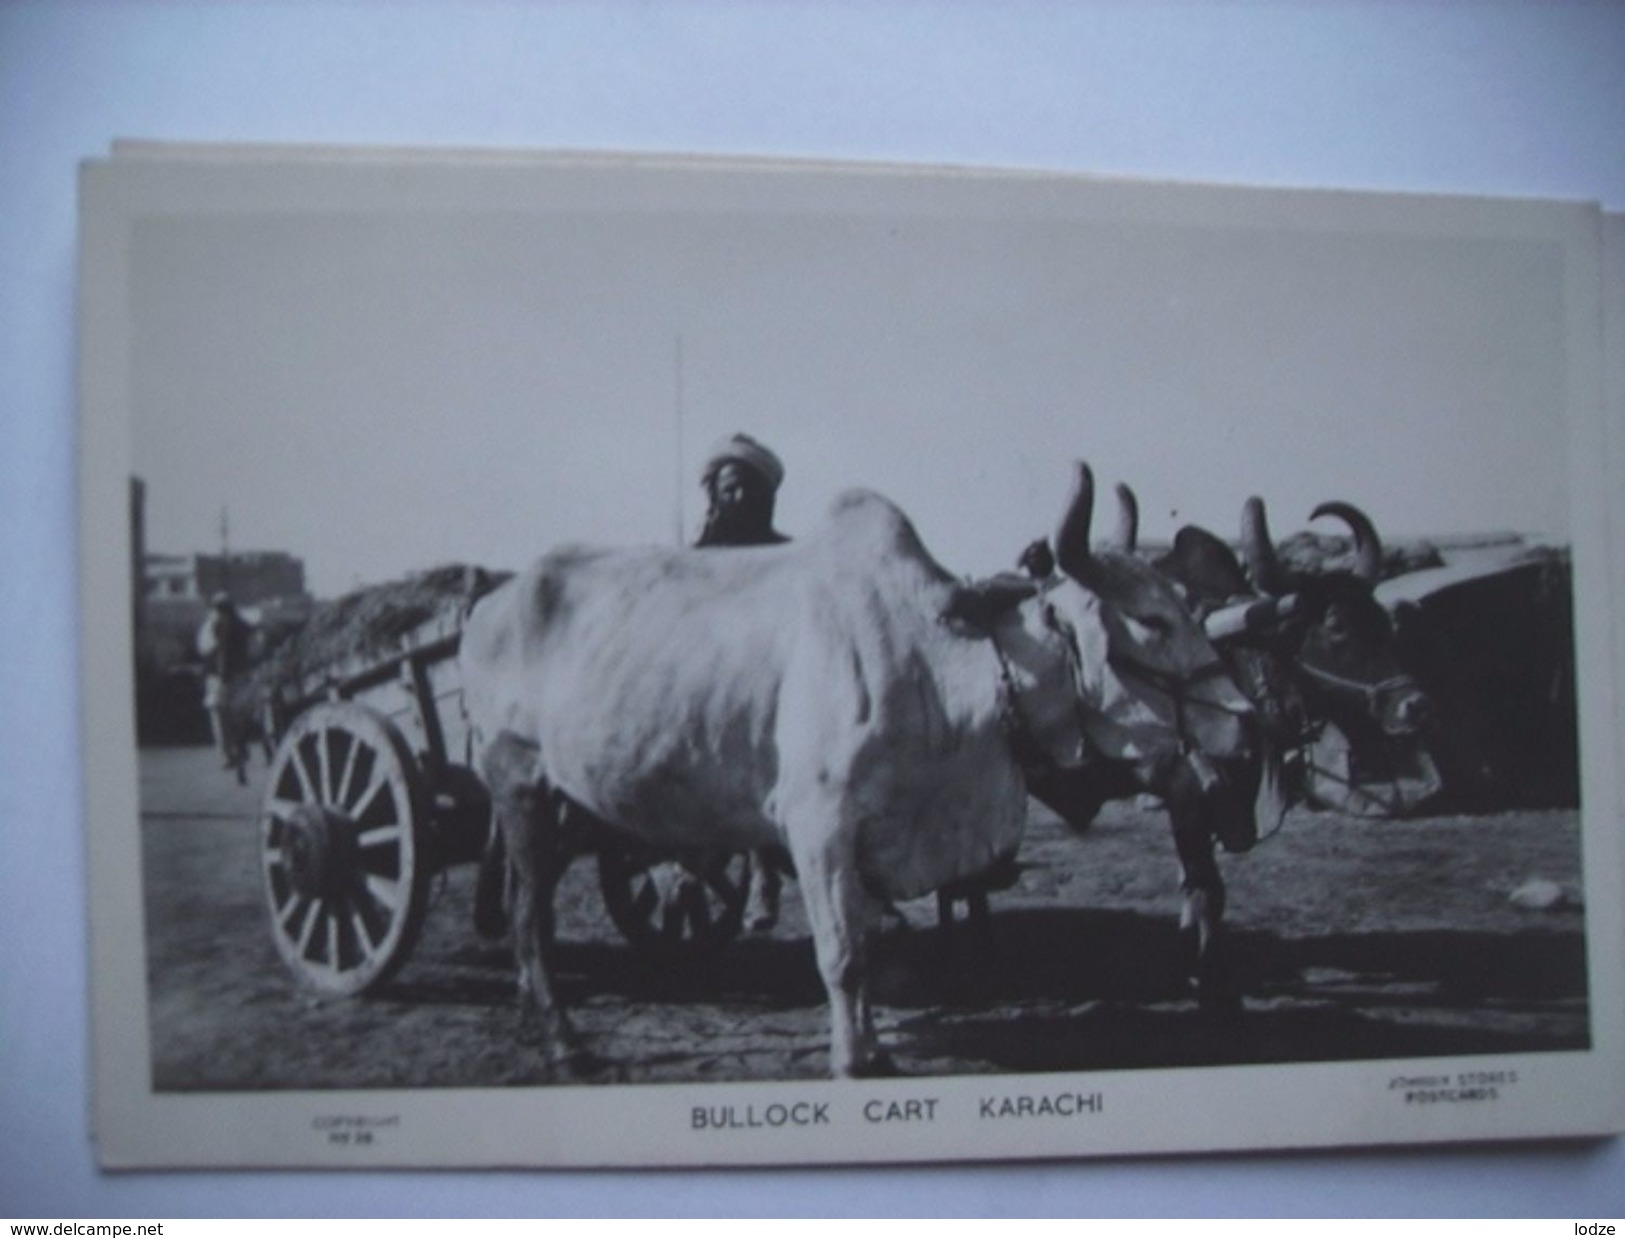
[695,432,788,549]
[694,433,789,930]
[473,436,795,947]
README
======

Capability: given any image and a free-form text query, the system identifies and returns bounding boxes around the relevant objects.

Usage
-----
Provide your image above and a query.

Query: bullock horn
[1111,483,1139,553]
[1053,462,1099,585]
[1310,500,1383,582]
[1240,495,1291,597]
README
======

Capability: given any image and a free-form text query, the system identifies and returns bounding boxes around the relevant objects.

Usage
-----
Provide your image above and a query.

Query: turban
[701,433,785,493]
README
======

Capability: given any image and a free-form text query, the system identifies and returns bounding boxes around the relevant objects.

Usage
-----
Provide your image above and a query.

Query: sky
[126,159,1585,600]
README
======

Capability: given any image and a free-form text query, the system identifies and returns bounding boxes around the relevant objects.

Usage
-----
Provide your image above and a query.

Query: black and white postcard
[78,145,1623,1168]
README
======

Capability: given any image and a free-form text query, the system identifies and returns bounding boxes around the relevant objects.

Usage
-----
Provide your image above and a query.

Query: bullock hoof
[744,890,781,934]
[1174,940,1202,993]
[1199,994,1245,1022]
[851,1050,903,1079]
[1195,983,1244,1019]
[549,1046,613,1083]
[516,1008,580,1053]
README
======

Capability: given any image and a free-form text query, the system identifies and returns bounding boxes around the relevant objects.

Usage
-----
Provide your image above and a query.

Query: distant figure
[197,592,253,784]
[695,433,789,930]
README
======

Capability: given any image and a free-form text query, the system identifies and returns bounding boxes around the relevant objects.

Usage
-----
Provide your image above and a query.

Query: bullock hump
[820,488,952,584]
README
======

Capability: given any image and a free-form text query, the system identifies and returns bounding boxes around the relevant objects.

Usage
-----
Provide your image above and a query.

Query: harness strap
[988,630,1073,774]
[1287,732,1408,816]
[1105,647,1251,755]
[1292,661,1420,712]
[992,605,1249,774]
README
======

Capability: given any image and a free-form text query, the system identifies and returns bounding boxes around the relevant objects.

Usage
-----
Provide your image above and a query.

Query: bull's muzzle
[1388,686,1432,736]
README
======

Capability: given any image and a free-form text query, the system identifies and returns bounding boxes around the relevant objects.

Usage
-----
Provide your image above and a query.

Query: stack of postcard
[78,143,1625,1168]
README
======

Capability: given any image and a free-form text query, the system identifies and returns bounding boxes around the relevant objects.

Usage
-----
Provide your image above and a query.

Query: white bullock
[460,463,1255,1077]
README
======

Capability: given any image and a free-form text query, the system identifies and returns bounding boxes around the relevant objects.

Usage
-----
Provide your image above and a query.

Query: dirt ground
[139,745,1590,1091]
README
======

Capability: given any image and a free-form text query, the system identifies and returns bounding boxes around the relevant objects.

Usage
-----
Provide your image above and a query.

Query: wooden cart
[256,601,754,997]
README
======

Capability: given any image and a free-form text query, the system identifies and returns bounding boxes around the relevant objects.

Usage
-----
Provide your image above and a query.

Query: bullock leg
[473,824,509,941]
[744,849,783,932]
[481,731,583,1072]
[965,890,992,946]
[933,887,995,963]
[1169,812,1239,1014]
[791,835,892,1078]
[1156,751,1255,1014]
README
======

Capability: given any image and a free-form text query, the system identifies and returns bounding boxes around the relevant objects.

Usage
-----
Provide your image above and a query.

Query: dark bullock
[1015,489,1435,1004]
[1159,497,1436,995]
[936,484,1262,1002]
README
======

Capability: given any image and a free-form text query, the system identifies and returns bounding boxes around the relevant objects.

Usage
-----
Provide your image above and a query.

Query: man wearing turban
[694,433,789,929]
[696,433,788,549]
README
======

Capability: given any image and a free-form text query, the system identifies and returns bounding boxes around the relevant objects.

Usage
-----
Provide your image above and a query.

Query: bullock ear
[1017,537,1056,580]
[459,565,502,622]
[1166,525,1251,604]
[943,574,1040,636]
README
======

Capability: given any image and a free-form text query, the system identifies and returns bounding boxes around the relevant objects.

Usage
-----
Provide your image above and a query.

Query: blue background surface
[2,0,1622,1217]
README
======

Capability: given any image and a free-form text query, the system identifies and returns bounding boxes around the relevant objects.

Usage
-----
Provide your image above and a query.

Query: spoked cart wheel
[597,847,752,956]
[260,701,433,997]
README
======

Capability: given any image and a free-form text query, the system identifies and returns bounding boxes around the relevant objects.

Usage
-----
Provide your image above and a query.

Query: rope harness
[1291,659,1423,723]
[989,601,1249,776]
[1278,712,1433,818]
[988,596,1431,834]
[1259,648,1430,820]
[989,632,1056,775]
[1104,647,1249,756]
